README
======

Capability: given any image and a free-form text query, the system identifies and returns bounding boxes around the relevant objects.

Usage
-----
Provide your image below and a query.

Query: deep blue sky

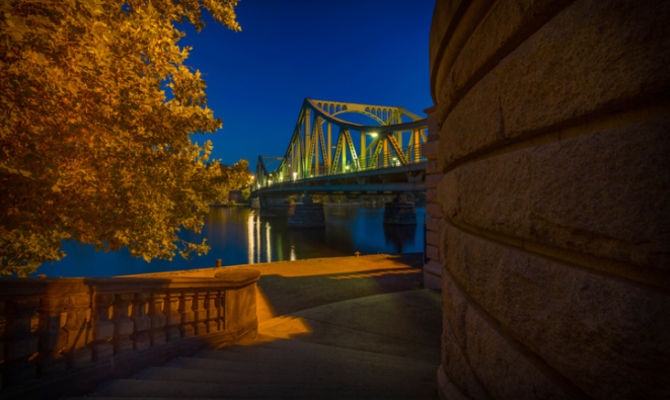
[180,0,435,171]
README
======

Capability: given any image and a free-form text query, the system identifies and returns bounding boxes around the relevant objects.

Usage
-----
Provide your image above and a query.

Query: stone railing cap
[214,268,261,286]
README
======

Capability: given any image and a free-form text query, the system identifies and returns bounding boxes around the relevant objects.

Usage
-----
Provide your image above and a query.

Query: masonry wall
[428,1,670,399]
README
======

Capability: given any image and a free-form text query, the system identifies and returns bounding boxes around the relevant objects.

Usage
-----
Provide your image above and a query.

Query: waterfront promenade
[83,254,441,398]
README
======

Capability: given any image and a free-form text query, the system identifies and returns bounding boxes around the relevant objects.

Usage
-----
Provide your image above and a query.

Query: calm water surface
[37,205,425,277]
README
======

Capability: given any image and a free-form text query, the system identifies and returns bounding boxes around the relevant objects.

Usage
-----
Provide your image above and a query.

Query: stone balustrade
[0,268,260,398]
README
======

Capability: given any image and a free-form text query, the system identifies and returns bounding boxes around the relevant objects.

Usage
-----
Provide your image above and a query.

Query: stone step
[164,354,434,385]
[133,366,307,384]
[90,378,433,399]
[198,339,436,371]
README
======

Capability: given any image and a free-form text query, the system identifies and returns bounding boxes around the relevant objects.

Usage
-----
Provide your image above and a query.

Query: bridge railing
[260,143,425,187]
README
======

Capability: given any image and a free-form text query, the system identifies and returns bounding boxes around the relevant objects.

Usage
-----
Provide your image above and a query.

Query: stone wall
[428,0,670,399]
[0,269,260,399]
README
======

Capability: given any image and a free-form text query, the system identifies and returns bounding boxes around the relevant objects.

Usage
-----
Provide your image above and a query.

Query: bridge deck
[253,162,426,194]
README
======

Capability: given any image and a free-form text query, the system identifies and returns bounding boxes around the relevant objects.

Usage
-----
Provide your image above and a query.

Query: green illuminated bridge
[252,98,428,195]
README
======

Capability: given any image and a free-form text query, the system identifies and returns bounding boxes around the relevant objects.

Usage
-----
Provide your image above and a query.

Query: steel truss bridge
[253,98,428,194]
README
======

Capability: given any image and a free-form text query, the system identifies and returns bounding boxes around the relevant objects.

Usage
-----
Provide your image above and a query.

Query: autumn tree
[0,0,241,276]
[218,159,252,194]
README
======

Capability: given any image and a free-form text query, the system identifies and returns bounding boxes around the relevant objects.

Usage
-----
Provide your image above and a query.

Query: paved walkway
[78,254,442,399]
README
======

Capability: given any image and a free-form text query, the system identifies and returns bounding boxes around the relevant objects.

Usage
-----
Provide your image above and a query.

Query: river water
[36,205,425,277]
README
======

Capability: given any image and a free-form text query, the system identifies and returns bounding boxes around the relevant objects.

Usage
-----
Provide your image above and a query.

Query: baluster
[194,291,207,335]
[3,297,40,383]
[0,300,6,388]
[38,295,68,374]
[218,289,226,332]
[150,293,167,346]
[180,291,196,337]
[92,293,114,360]
[166,291,181,341]
[64,292,92,368]
[113,293,134,354]
[205,290,218,333]
[132,293,151,351]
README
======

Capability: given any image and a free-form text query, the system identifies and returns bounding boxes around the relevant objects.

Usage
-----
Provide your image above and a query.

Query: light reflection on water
[37,205,425,277]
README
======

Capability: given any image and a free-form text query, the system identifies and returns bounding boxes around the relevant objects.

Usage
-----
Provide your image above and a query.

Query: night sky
[179,0,435,171]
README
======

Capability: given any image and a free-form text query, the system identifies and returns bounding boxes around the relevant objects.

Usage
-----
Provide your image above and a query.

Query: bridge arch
[254,98,428,189]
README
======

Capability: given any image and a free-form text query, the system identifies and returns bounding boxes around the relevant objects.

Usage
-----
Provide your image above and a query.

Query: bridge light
[292,172,297,181]
[369,132,378,138]
[268,179,272,185]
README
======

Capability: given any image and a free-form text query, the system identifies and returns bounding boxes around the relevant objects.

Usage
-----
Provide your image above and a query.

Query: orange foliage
[0,0,240,276]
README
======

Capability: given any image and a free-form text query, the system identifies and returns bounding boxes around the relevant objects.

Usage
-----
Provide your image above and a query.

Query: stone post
[132,293,151,351]
[194,291,208,335]
[38,295,68,375]
[64,292,92,368]
[3,298,40,382]
[150,293,167,346]
[205,290,220,333]
[180,292,196,337]
[113,293,134,354]
[165,291,181,341]
[92,293,114,361]
[0,300,5,389]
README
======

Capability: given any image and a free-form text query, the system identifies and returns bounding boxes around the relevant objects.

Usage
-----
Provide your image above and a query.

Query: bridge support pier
[288,196,325,228]
[383,198,416,225]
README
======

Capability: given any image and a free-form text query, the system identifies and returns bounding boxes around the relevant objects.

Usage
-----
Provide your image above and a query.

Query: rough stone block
[426,159,440,174]
[437,0,570,117]
[423,140,438,159]
[426,203,443,218]
[426,231,440,247]
[423,261,442,290]
[440,306,490,400]
[438,117,670,275]
[439,0,670,169]
[425,216,439,232]
[444,224,670,399]
[425,173,441,189]
[426,245,440,262]
[429,0,466,74]
[426,188,438,203]
[443,271,577,399]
